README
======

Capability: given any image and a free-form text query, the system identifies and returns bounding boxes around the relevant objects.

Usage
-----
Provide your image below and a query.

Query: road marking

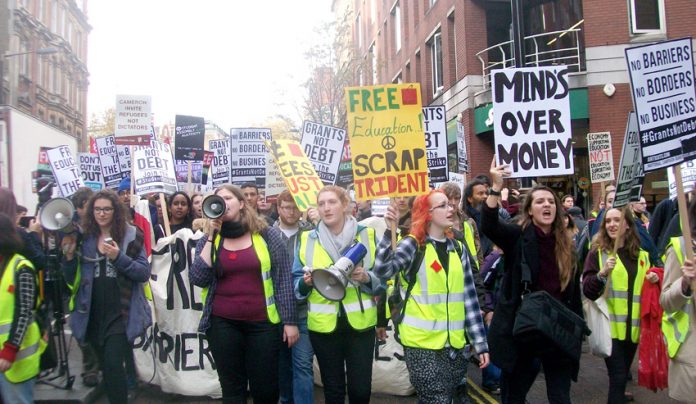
[467,378,498,403]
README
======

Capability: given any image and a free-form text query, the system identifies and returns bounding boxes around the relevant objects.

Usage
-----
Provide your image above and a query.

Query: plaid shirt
[373,230,489,354]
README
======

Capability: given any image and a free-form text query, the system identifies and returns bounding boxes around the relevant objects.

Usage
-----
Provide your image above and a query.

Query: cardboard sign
[422,106,449,183]
[115,95,152,145]
[614,113,645,208]
[174,115,206,161]
[625,37,696,172]
[77,153,104,192]
[265,139,323,211]
[300,121,346,185]
[456,121,469,173]
[492,66,574,177]
[46,145,84,197]
[345,83,430,200]
[587,132,615,183]
[117,144,131,179]
[209,139,231,187]
[132,141,177,195]
[95,135,124,189]
[229,128,271,185]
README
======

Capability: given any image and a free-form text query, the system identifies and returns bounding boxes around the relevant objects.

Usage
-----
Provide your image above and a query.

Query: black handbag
[512,241,591,362]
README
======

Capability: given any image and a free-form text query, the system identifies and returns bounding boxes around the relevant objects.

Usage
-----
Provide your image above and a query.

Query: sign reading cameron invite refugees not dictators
[345,83,429,200]
[493,66,574,178]
[115,95,152,146]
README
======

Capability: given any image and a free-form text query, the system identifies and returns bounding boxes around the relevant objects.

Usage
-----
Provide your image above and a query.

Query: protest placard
[492,66,574,177]
[613,113,645,208]
[264,157,286,203]
[300,121,345,185]
[115,95,152,145]
[174,115,205,161]
[456,121,469,173]
[345,83,429,200]
[667,159,696,199]
[132,141,177,195]
[209,138,231,187]
[682,135,696,160]
[229,128,271,185]
[625,38,696,172]
[265,139,323,211]
[95,135,123,189]
[117,144,131,178]
[77,152,104,192]
[422,106,449,183]
[175,160,202,192]
[46,145,84,197]
[587,132,615,183]
[201,151,214,193]
[336,139,354,188]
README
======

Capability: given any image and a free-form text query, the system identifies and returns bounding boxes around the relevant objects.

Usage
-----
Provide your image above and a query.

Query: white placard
[229,128,271,185]
[625,38,696,171]
[370,198,391,217]
[264,157,286,202]
[115,95,152,145]
[493,66,573,178]
[587,132,615,183]
[614,113,645,208]
[456,121,469,173]
[300,121,346,185]
[668,159,696,199]
[132,141,177,195]
[95,135,123,189]
[422,106,449,183]
[117,144,132,178]
[46,145,84,197]
[77,152,104,192]
[209,139,231,187]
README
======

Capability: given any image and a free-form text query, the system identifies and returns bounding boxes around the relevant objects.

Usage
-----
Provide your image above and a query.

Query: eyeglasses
[94,207,114,214]
[430,202,457,212]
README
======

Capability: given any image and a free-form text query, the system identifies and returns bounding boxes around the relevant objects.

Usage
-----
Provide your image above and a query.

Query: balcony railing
[476,28,584,89]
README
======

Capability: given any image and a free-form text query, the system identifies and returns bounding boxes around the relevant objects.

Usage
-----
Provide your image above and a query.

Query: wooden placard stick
[159,192,171,237]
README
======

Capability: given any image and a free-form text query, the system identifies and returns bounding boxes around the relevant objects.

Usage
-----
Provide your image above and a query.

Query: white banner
[132,142,177,195]
[117,144,132,178]
[115,95,152,145]
[614,113,644,208]
[229,128,271,185]
[209,139,231,187]
[95,135,123,189]
[77,152,104,192]
[46,145,84,197]
[587,132,615,183]
[422,106,448,183]
[300,121,346,185]
[493,66,573,178]
[625,38,696,171]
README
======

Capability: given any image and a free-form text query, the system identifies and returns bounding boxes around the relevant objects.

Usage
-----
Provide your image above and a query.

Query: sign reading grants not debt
[345,83,429,200]
[493,66,574,178]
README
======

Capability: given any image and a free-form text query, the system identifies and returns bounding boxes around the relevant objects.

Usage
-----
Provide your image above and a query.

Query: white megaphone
[202,195,226,219]
[39,197,76,232]
[311,242,368,301]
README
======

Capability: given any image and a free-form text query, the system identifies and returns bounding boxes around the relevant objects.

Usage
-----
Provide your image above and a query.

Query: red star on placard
[431,260,442,272]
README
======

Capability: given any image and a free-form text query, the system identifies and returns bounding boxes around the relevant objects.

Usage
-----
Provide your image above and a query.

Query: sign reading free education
[587,132,615,183]
[625,37,696,172]
[46,145,84,197]
[115,95,152,146]
[345,83,429,200]
[229,128,271,185]
[132,141,177,195]
[493,66,574,177]
[614,113,645,209]
[265,139,324,211]
[95,135,123,189]
[77,153,104,192]
[174,115,205,161]
[422,106,449,183]
[300,121,345,185]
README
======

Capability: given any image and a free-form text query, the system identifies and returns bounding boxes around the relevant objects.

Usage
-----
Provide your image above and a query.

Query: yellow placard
[345,83,429,200]
[265,139,324,211]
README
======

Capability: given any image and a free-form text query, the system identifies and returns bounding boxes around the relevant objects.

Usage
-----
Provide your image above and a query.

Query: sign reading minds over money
[422,105,449,183]
[300,120,345,185]
[132,141,177,195]
[265,139,324,211]
[229,128,271,186]
[46,145,84,197]
[345,83,429,200]
[614,112,645,208]
[174,115,206,161]
[587,132,615,183]
[209,139,231,187]
[77,152,104,192]
[95,135,123,189]
[492,66,574,178]
[625,37,696,172]
[115,95,152,146]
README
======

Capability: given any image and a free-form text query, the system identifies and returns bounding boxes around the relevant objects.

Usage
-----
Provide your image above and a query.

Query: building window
[393,72,402,84]
[430,32,443,95]
[392,2,401,53]
[630,0,665,34]
[37,0,44,23]
[76,31,82,59]
[356,12,362,49]
[370,43,378,84]
[50,1,57,33]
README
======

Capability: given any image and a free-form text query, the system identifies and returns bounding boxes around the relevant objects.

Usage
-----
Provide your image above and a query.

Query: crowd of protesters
[0,156,695,404]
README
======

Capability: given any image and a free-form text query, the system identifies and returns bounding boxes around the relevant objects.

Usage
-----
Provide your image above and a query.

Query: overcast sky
[87,1,333,131]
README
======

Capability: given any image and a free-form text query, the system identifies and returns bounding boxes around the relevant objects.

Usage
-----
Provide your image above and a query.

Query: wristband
[488,188,502,196]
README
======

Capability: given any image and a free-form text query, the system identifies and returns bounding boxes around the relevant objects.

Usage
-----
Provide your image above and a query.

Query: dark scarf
[219,220,247,239]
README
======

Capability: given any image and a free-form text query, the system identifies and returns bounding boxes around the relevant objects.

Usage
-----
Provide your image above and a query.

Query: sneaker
[82,372,99,387]
[483,383,501,395]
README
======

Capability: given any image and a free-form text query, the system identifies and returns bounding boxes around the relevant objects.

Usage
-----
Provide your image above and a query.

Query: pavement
[35,336,678,403]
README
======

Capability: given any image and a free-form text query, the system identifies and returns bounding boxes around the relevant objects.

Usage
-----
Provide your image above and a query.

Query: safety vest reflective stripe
[0,324,10,334]
[343,299,375,313]
[15,341,41,361]
[401,316,465,331]
[411,293,465,305]
[308,303,336,314]
[661,237,692,358]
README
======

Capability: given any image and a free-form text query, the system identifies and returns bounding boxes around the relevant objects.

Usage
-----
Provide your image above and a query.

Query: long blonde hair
[516,186,575,291]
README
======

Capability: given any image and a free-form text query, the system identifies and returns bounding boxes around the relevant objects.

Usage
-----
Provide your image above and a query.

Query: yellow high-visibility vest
[661,237,691,358]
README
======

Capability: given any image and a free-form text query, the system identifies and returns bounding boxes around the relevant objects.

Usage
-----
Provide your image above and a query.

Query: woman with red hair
[373,189,490,402]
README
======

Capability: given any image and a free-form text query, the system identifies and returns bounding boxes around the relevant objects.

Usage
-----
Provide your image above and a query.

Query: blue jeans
[0,373,35,404]
[279,322,314,404]
[482,324,501,387]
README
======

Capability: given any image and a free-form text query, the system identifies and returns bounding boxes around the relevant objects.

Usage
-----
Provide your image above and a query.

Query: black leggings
[92,333,130,404]
[206,316,280,404]
[605,338,638,404]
